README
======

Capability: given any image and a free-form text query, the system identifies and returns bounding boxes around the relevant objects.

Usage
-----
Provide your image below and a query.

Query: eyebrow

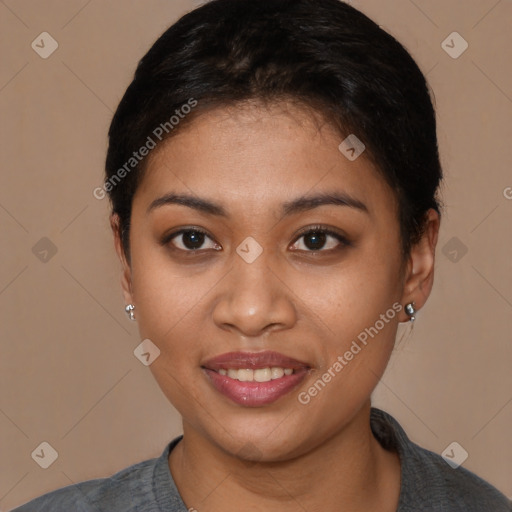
[147,191,369,217]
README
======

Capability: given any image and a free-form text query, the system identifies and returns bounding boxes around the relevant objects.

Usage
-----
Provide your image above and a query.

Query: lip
[202,350,310,371]
[202,351,310,407]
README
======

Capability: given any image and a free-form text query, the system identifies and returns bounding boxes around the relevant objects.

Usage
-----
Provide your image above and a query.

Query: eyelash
[162,224,351,256]
[293,224,351,252]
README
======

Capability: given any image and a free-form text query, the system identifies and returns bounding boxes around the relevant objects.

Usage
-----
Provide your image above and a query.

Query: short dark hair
[106,0,443,263]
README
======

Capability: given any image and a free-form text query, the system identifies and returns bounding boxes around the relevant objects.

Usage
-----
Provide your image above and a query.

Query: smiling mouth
[201,351,310,406]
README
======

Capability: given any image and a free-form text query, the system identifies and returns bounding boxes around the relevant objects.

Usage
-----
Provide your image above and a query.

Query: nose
[212,251,297,338]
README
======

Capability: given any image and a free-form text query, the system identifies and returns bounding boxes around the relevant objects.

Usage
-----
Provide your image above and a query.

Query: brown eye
[291,225,351,253]
[302,231,328,250]
[165,228,220,252]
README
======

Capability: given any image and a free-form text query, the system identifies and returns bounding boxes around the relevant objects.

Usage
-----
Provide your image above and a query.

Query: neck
[169,402,401,512]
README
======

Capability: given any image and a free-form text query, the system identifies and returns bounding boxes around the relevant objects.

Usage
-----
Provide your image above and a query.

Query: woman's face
[117,100,416,461]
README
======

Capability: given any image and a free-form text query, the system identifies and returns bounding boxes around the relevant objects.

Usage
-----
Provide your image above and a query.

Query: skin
[112,99,440,512]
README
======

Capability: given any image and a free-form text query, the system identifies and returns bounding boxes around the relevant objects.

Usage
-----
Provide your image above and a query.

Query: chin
[197,409,318,462]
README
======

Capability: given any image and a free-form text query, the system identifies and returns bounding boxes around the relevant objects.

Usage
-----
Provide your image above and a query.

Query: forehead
[134,100,397,220]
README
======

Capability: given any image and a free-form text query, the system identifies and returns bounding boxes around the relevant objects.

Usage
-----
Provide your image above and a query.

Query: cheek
[295,249,401,339]
[297,300,400,428]
[292,249,402,402]
[129,238,208,336]
[129,252,212,414]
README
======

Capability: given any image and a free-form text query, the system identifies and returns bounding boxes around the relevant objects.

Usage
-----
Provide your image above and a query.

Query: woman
[13,0,510,510]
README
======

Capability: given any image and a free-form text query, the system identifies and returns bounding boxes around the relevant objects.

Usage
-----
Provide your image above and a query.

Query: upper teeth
[218,367,293,382]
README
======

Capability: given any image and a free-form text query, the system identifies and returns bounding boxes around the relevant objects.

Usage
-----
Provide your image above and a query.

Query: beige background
[1,0,511,509]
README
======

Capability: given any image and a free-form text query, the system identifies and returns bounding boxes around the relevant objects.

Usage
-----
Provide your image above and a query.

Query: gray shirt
[11,408,511,511]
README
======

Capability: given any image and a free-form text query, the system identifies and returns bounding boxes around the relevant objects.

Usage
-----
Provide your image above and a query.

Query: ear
[399,208,440,322]
[110,214,134,306]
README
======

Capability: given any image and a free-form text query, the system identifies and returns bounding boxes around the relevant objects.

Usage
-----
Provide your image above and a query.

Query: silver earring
[405,302,416,322]
[125,304,136,321]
